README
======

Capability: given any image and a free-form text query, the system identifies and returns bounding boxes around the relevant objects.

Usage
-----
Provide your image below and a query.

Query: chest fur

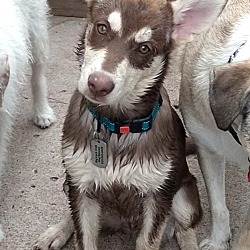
[62,140,173,193]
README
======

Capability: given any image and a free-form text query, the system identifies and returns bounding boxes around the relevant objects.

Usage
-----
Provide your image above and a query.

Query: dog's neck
[87,94,163,134]
[81,84,162,123]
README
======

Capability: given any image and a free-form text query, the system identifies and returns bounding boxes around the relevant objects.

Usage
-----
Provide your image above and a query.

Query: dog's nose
[88,72,114,97]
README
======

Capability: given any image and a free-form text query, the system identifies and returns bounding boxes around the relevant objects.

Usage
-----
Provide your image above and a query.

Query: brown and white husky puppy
[33,0,225,249]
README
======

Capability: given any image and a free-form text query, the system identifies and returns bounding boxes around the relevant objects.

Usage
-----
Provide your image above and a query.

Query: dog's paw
[33,106,56,128]
[200,239,229,250]
[33,226,70,250]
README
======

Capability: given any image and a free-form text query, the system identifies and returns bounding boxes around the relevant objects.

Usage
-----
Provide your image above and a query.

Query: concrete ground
[0,16,249,250]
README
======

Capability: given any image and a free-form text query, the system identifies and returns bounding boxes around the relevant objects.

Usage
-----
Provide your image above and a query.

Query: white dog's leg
[198,148,230,250]
[31,62,56,128]
[29,2,56,128]
[0,54,11,180]
[33,213,74,250]
[0,55,10,240]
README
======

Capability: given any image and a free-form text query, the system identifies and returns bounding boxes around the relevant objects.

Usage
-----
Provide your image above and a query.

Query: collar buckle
[120,126,130,134]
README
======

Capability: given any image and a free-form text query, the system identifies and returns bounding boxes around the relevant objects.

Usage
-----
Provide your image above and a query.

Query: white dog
[0,0,56,241]
[179,0,250,249]
[209,59,250,250]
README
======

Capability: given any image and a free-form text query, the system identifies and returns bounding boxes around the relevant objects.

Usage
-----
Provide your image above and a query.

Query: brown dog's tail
[185,137,196,156]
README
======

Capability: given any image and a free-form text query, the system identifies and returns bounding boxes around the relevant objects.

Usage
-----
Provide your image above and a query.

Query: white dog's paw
[0,225,4,242]
[33,226,71,250]
[200,239,229,250]
[33,106,56,129]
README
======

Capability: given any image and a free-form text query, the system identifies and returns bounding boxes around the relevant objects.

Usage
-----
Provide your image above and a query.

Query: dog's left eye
[97,23,108,35]
[138,43,151,54]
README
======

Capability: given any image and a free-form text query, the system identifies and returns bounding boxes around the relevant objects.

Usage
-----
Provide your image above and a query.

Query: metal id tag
[91,138,108,168]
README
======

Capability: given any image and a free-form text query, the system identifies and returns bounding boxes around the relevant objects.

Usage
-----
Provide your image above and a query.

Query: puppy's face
[77,0,173,108]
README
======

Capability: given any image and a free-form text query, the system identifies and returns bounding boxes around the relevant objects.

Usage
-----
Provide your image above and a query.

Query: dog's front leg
[198,148,230,250]
[0,54,11,180]
[135,194,168,250]
[69,184,101,250]
[30,12,56,129]
[31,62,56,128]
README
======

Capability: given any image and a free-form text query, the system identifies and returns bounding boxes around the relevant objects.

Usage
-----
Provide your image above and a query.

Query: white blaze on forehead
[135,27,152,43]
[108,11,122,34]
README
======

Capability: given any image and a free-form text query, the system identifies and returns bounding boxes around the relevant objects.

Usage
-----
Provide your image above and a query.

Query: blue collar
[87,95,163,134]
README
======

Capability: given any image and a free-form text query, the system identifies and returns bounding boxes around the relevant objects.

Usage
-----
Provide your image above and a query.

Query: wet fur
[33,0,203,249]
[65,2,203,250]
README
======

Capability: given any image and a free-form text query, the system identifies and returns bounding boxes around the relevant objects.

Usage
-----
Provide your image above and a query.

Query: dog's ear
[171,0,226,40]
[209,60,250,131]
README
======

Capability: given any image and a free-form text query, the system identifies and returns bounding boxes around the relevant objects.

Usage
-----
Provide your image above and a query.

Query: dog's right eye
[138,43,152,55]
[97,23,108,35]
